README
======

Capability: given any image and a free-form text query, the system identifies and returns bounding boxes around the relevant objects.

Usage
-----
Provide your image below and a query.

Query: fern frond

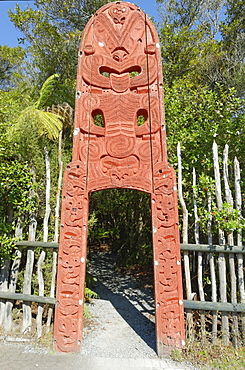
[17,106,63,140]
[35,74,60,109]
[85,287,99,301]
[36,110,63,139]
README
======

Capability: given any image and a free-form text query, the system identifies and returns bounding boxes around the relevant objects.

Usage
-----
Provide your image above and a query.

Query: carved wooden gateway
[53,1,185,356]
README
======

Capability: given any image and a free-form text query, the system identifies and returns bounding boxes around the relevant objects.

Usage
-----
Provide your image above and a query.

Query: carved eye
[129,66,141,78]
[130,70,140,78]
[114,9,117,13]
[92,109,105,127]
[122,8,126,12]
[137,109,148,126]
[101,71,110,78]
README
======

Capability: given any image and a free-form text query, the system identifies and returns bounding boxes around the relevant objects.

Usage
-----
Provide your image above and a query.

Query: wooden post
[4,219,23,332]
[234,156,245,345]
[213,141,229,345]
[22,248,35,333]
[22,169,37,334]
[54,2,185,353]
[0,261,11,326]
[177,143,194,341]
[47,131,62,333]
[36,147,51,337]
[193,168,206,342]
[36,250,46,338]
[207,194,218,343]
[223,145,238,348]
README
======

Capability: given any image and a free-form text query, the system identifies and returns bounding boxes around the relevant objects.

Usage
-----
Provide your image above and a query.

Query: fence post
[177,143,194,341]
[234,156,245,345]
[223,145,238,348]
[213,141,229,345]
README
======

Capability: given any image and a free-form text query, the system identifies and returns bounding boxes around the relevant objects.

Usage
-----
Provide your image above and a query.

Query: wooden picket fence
[0,241,57,339]
[178,141,245,348]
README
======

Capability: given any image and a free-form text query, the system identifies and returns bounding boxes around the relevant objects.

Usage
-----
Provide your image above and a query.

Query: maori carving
[54,161,88,352]
[152,166,184,350]
[54,1,185,356]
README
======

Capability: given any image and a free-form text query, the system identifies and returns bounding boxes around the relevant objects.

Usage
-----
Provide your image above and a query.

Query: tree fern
[16,106,63,140]
[11,74,64,140]
[34,74,60,109]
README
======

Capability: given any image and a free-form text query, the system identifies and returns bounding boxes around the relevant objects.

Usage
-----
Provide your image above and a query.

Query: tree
[157,0,225,34]
[13,74,63,141]
[0,45,25,91]
[157,0,245,96]
[220,0,245,97]
[8,0,116,86]
[165,81,245,173]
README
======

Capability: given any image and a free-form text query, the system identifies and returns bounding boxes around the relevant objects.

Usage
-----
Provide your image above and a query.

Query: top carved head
[108,3,129,25]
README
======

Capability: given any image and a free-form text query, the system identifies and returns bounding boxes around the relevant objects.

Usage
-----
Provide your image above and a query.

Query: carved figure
[54,2,185,356]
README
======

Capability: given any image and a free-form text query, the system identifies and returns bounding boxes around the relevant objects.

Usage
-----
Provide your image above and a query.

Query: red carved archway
[53,1,185,356]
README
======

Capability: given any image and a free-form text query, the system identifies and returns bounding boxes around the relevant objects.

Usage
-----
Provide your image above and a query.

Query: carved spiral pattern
[138,141,160,163]
[106,135,135,158]
[80,142,103,162]
[81,94,100,111]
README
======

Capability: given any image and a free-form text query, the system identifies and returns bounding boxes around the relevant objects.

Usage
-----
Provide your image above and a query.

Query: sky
[0,0,161,47]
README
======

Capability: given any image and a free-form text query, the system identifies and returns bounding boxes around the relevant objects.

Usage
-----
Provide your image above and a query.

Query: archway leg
[151,166,185,357]
[53,161,88,353]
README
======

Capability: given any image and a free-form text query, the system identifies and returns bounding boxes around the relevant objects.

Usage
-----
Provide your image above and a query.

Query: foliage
[0,234,17,266]
[165,81,245,172]
[0,45,25,90]
[9,74,64,141]
[84,287,99,302]
[220,0,245,97]
[198,200,245,235]
[157,0,223,32]
[84,284,99,319]
[0,161,36,216]
[89,189,152,267]
[8,0,116,87]
[0,160,36,263]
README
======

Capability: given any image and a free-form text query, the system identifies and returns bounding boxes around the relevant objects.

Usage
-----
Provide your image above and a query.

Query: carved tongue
[110,73,130,93]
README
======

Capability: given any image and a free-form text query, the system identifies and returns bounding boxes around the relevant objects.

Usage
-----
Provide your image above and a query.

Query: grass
[35,331,54,352]
[171,341,245,369]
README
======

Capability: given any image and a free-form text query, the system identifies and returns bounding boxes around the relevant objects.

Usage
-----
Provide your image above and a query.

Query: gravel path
[82,251,156,358]
[82,251,199,369]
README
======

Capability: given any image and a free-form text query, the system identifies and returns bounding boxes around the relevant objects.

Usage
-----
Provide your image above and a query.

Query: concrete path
[0,340,196,370]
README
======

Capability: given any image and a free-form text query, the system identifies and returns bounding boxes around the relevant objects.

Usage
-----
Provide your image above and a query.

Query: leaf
[15,106,63,140]
[34,74,60,109]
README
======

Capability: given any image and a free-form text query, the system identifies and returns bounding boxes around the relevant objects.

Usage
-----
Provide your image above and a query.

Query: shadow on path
[88,251,156,354]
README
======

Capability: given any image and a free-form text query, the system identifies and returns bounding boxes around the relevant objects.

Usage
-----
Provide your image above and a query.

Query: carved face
[108,4,129,25]
[61,254,80,284]
[156,193,175,226]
